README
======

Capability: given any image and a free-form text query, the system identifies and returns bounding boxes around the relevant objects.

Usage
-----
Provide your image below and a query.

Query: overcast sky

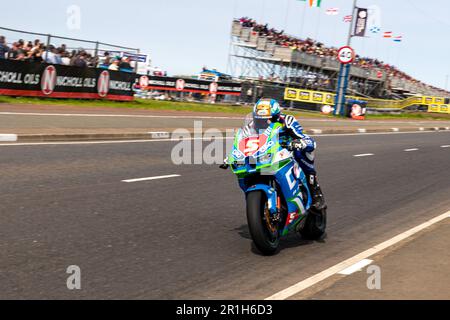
[1,0,450,89]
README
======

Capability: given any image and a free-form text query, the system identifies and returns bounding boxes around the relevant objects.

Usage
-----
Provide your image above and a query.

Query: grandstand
[228,19,449,99]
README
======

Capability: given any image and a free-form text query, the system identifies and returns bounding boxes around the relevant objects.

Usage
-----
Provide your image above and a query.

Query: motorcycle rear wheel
[246,191,280,255]
[299,207,327,240]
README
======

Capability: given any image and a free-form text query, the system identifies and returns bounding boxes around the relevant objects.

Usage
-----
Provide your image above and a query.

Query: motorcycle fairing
[229,120,313,236]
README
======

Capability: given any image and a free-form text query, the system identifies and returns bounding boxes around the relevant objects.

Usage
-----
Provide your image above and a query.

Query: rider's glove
[220,157,230,170]
[290,139,308,151]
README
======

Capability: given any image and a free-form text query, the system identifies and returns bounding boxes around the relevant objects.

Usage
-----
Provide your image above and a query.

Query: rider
[234,98,326,210]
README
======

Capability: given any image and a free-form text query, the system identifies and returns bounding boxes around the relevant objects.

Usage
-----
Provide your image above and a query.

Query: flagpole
[299,1,308,38]
[335,0,357,116]
[314,6,321,40]
[233,0,238,18]
[284,0,291,30]
[331,12,338,46]
[346,0,357,46]
[394,42,401,69]
[261,0,267,22]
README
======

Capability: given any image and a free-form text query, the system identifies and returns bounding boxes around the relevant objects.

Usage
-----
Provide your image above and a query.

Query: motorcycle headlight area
[256,153,272,163]
[232,160,246,170]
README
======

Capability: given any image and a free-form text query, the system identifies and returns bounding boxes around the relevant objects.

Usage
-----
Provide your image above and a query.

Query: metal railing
[0,26,140,58]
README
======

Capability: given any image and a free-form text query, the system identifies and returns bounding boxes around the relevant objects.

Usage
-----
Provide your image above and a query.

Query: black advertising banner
[353,8,368,37]
[138,75,242,95]
[0,59,135,101]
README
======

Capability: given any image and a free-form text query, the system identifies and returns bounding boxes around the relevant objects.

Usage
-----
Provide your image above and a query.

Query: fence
[0,26,141,68]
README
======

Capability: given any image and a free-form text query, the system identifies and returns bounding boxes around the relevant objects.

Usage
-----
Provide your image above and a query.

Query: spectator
[119,56,132,71]
[7,42,21,60]
[72,51,87,68]
[27,39,41,59]
[0,36,9,59]
[29,43,44,62]
[57,44,67,55]
[42,45,62,64]
[108,59,120,71]
[98,51,111,68]
[61,51,71,65]
[69,50,78,65]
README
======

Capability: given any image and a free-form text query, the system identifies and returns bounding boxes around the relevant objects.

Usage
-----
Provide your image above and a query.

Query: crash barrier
[284,87,449,111]
[136,75,242,96]
[428,104,450,114]
[0,59,136,101]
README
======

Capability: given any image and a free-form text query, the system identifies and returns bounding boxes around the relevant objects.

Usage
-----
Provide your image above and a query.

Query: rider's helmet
[252,98,282,131]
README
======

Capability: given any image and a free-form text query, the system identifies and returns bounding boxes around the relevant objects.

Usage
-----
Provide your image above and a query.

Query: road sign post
[335,0,357,116]
[335,46,355,116]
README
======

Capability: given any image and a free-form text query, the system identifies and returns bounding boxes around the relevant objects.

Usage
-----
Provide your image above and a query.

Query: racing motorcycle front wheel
[246,191,280,255]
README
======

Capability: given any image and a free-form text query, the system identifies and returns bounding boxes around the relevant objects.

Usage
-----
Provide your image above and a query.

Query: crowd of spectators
[237,18,448,96]
[0,35,134,72]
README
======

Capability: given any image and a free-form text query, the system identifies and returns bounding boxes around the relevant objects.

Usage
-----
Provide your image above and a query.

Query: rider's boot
[307,174,327,211]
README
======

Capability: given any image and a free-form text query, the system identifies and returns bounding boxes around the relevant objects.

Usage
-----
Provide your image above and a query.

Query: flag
[383,31,393,38]
[343,15,353,23]
[353,7,368,37]
[298,0,322,8]
[370,26,381,34]
[393,36,403,42]
[326,7,339,15]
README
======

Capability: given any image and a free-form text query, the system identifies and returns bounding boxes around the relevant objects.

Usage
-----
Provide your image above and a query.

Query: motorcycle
[221,115,327,255]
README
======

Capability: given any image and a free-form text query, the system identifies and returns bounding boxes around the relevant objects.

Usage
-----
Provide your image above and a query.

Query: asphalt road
[0,104,450,134]
[0,131,449,299]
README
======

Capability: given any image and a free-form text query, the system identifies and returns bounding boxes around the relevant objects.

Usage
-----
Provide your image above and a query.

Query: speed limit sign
[337,46,355,64]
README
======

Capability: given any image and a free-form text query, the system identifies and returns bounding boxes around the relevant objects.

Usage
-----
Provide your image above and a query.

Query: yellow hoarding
[284,88,448,113]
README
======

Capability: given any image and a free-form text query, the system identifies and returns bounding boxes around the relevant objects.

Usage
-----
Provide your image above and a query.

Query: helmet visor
[253,118,270,132]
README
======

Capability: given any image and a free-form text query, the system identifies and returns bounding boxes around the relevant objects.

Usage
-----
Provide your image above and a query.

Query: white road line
[0,134,18,142]
[0,112,243,120]
[122,174,180,183]
[441,145,450,148]
[4,112,446,125]
[316,130,449,138]
[338,259,373,275]
[0,130,448,147]
[148,131,170,139]
[353,153,374,157]
[0,137,235,147]
[265,210,450,300]
[404,148,419,152]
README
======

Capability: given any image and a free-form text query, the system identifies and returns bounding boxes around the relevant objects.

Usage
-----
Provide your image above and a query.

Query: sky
[1,0,450,89]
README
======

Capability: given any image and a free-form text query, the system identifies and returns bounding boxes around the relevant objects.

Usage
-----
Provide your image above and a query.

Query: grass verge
[0,96,330,118]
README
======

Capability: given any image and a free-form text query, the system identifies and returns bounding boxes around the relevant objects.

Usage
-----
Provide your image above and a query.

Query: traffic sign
[337,46,355,64]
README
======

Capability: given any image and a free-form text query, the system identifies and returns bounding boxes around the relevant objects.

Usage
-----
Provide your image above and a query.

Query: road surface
[0,104,449,135]
[0,131,449,299]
